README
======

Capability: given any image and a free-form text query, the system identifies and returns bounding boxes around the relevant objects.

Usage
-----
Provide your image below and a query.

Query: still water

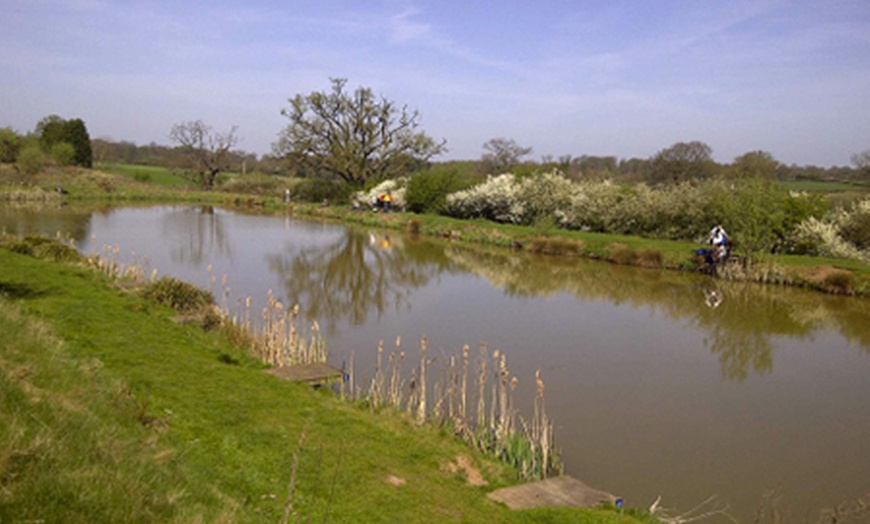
[4,203,870,522]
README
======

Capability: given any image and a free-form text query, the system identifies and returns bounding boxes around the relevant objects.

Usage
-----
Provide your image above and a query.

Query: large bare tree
[170,120,239,190]
[273,78,446,187]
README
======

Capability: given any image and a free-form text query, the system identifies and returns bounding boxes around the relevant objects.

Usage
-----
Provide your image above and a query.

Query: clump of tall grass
[142,277,215,313]
[815,269,857,295]
[349,339,561,480]
[0,188,62,202]
[199,262,327,366]
[527,236,584,256]
[1,234,84,264]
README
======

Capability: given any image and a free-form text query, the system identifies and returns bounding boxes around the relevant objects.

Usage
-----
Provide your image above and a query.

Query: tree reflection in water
[162,206,231,266]
[442,243,870,382]
[266,228,453,331]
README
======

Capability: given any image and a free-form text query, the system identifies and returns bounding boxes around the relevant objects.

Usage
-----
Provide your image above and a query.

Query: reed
[348,337,561,480]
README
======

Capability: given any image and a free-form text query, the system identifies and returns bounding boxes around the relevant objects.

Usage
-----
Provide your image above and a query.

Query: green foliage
[709,177,822,256]
[36,115,93,168]
[0,127,21,163]
[141,277,214,313]
[16,144,45,176]
[405,167,467,213]
[732,150,780,180]
[293,176,354,203]
[64,118,93,168]
[648,141,716,184]
[50,142,76,166]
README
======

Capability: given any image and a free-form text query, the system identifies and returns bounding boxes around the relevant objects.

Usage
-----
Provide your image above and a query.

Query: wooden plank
[487,475,619,510]
[266,362,344,385]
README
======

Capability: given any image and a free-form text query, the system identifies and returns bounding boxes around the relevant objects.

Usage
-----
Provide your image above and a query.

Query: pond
[3,203,870,522]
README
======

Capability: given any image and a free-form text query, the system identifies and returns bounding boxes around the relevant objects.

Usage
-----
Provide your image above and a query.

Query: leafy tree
[732,150,779,180]
[35,115,93,167]
[405,166,468,213]
[648,141,716,184]
[50,142,76,166]
[36,115,67,149]
[0,127,21,163]
[64,118,93,168]
[169,120,239,190]
[480,137,532,174]
[274,78,446,188]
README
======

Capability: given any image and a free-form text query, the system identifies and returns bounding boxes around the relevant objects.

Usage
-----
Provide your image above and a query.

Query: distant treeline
[90,137,868,185]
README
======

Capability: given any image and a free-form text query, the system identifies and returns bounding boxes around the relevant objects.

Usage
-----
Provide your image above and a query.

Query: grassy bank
[0,241,646,523]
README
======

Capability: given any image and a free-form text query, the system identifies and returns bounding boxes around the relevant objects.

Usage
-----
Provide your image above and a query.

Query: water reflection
[269,229,869,381]
[0,202,93,242]
[266,228,454,328]
[161,206,231,265]
[441,243,870,380]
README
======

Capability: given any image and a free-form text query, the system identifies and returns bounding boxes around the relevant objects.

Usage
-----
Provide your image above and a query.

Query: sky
[1,0,869,167]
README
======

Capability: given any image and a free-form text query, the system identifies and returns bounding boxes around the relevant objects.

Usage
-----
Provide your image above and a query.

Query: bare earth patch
[385,475,406,486]
[443,455,488,486]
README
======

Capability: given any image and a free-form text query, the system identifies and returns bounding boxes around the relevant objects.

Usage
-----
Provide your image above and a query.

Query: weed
[141,277,214,313]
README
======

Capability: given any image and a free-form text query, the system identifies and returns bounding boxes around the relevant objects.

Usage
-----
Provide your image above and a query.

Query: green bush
[17,144,45,176]
[50,142,76,166]
[141,277,214,313]
[294,177,353,204]
[0,127,21,163]
[405,168,467,213]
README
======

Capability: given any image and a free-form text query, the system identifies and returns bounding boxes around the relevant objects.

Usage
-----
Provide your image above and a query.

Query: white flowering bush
[790,217,867,261]
[442,171,831,256]
[352,178,408,210]
[443,173,523,222]
[837,197,870,251]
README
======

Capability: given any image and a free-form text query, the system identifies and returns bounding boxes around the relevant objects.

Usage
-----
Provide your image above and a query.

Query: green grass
[0,242,646,523]
[780,180,869,192]
[99,163,196,188]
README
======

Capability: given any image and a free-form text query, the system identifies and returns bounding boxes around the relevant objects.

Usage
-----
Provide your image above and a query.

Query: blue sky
[2,0,868,166]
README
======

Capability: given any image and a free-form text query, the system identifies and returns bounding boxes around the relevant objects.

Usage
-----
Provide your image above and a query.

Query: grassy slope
[0,246,644,523]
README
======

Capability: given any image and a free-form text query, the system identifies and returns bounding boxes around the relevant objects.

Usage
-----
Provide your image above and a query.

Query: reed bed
[349,338,561,480]
[203,265,328,367]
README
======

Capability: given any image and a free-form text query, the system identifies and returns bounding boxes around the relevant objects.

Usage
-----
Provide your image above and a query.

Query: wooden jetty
[487,475,619,510]
[266,362,344,386]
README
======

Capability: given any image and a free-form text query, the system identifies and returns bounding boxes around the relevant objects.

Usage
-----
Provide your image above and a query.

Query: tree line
[2,78,868,190]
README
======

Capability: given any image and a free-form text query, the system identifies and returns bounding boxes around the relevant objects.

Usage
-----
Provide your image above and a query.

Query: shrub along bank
[0,238,648,523]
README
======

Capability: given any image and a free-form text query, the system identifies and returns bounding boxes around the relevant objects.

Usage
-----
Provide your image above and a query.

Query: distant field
[780,180,868,192]
[99,163,195,188]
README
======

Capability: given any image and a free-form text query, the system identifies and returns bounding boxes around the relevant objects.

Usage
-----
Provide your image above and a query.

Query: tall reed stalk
[348,337,561,480]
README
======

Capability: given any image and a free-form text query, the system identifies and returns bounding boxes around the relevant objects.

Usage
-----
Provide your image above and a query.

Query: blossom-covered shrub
[443,173,523,222]
[351,178,408,210]
[789,217,866,261]
[838,198,870,251]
